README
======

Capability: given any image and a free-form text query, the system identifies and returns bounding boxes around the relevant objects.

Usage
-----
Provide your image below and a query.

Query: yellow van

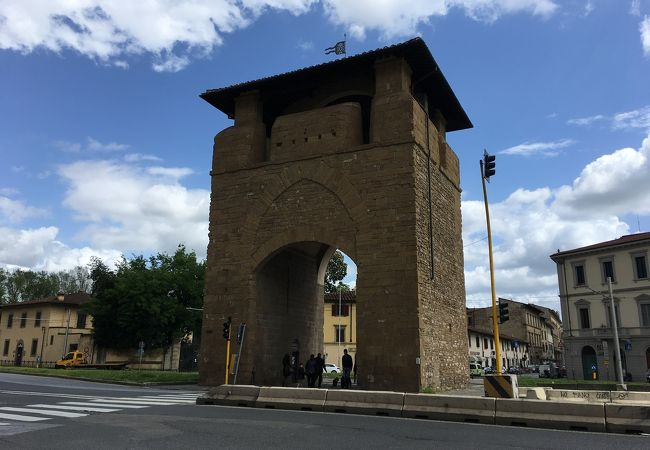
[469,362,483,377]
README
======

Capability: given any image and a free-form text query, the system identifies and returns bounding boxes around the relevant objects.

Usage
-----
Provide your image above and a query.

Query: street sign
[624,340,632,351]
[591,364,597,371]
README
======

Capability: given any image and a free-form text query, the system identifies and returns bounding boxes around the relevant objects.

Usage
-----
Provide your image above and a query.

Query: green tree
[325,250,350,293]
[0,268,7,304]
[86,246,205,350]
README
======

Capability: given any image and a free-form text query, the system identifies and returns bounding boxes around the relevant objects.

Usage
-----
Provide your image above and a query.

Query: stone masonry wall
[200,54,468,392]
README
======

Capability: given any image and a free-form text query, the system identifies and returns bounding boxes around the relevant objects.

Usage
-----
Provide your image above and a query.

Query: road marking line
[0,407,86,418]
[28,404,119,413]
[91,399,177,405]
[135,397,195,403]
[0,413,49,422]
[60,402,148,409]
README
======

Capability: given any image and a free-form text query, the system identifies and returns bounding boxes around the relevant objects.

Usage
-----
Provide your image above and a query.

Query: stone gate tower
[199,38,472,392]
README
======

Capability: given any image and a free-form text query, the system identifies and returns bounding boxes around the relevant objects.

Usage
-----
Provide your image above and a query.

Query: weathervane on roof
[325,34,346,56]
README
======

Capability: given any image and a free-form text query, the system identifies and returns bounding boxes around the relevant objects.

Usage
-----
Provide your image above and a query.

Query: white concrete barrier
[518,388,547,400]
[197,384,260,407]
[609,391,650,405]
[255,387,326,411]
[546,389,611,403]
[605,403,650,434]
[495,398,605,432]
[402,394,495,424]
[324,390,404,417]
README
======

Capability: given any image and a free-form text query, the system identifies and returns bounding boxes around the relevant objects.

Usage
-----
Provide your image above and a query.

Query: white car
[324,363,340,373]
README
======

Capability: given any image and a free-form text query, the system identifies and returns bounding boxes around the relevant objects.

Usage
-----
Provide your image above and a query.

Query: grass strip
[0,366,198,385]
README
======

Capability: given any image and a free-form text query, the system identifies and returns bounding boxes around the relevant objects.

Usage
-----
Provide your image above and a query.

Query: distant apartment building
[467,300,562,366]
[0,292,93,366]
[0,292,182,370]
[551,232,650,381]
[323,290,356,368]
[467,326,530,370]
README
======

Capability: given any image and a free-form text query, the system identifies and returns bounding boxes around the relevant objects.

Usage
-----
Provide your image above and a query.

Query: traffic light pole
[224,333,231,384]
[481,159,502,374]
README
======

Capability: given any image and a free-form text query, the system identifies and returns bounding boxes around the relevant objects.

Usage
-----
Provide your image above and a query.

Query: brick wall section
[270,102,362,162]
[200,54,468,392]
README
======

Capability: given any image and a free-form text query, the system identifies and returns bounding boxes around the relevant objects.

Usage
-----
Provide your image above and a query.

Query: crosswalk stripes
[0,392,200,424]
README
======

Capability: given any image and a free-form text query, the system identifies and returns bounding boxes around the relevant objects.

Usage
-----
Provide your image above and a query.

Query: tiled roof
[467,326,527,344]
[201,37,472,132]
[0,292,92,309]
[550,232,650,259]
[324,290,356,303]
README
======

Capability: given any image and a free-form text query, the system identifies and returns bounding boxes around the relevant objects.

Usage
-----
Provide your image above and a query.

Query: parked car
[483,366,494,375]
[469,363,483,377]
[507,367,520,375]
[324,363,340,373]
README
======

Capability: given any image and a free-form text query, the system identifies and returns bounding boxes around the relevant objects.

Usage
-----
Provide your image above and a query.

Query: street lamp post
[583,280,626,390]
[607,277,626,390]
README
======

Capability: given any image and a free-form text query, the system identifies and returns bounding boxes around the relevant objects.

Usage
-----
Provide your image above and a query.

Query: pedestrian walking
[282,353,292,387]
[315,353,325,388]
[342,349,353,389]
[305,354,317,388]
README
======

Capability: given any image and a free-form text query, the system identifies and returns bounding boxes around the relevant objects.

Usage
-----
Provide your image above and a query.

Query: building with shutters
[551,232,650,381]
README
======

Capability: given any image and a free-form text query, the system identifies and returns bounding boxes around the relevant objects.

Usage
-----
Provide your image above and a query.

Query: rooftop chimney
[56,292,65,301]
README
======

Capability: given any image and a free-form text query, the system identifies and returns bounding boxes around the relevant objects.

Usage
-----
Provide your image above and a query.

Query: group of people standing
[282,350,355,389]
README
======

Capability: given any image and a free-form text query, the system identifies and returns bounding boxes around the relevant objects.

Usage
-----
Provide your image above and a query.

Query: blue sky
[1,1,649,312]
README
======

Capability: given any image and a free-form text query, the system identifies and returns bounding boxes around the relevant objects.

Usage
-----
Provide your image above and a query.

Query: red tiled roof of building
[0,292,92,309]
[550,232,650,260]
[324,290,356,303]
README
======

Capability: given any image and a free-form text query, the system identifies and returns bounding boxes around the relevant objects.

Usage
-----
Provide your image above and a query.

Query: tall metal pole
[62,308,71,358]
[607,277,626,390]
[338,284,342,367]
[481,160,502,374]
[224,323,231,385]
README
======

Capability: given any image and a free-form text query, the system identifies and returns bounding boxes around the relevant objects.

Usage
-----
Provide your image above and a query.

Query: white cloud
[146,166,194,179]
[323,0,558,39]
[297,40,314,51]
[613,105,650,131]
[0,225,121,271]
[0,187,19,196]
[57,159,209,257]
[464,133,650,309]
[500,138,575,156]
[124,153,162,162]
[567,106,650,132]
[639,16,650,56]
[582,1,594,17]
[630,0,641,16]
[0,1,558,70]
[567,114,605,126]
[0,196,47,223]
[56,136,129,153]
[0,1,316,71]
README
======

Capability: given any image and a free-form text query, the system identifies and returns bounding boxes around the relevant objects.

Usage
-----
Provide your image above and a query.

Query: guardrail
[197,385,650,435]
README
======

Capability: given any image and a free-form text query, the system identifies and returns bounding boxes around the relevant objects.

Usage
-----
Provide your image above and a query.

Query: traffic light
[483,151,496,180]
[222,317,231,341]
[498,300,509,323]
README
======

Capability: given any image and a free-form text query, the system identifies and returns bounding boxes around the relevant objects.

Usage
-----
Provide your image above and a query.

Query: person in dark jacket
[282,353,292,387]
[305,354,317,388]
[315,353,325,388]
[342,349,353,389]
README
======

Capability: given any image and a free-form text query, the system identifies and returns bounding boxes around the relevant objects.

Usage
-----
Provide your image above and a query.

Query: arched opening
[581,345,597,380]
[253,241,357,387]
[646,347,650,370]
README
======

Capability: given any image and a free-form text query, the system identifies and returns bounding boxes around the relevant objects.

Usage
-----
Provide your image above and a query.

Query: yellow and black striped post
[484,374,519,398]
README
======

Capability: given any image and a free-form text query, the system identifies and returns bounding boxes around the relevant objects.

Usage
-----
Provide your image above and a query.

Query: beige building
[323,291,356,368]
[0,292,182,370]
[551,232,650,381]
[467,301,562,366]
[0,292,93,366]
[467,327,530,370]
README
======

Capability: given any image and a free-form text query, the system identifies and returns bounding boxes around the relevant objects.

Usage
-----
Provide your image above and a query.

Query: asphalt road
[0,373,648,449]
